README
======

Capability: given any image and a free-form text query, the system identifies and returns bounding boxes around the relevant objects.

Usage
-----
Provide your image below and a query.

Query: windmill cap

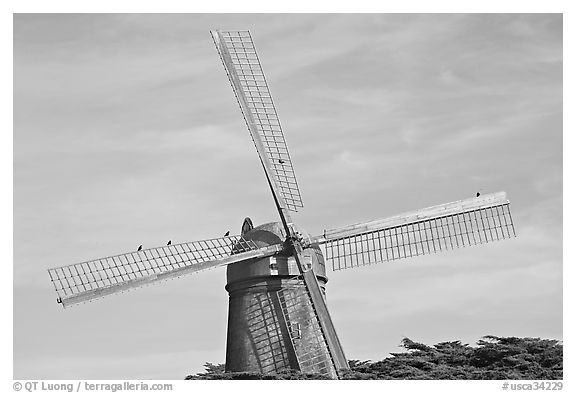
[226,222,327,287]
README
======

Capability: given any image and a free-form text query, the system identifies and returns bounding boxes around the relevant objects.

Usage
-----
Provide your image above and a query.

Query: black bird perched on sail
[278,159,285,164]
[224,231,230,237]
[167,240,172,246]
[476,192,480,197]
[137,245,143,251]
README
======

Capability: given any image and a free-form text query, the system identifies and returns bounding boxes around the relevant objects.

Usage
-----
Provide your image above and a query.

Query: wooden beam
[289,242,349,377]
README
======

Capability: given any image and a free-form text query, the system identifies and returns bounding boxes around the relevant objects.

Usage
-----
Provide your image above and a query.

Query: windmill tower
[48,30,516,379]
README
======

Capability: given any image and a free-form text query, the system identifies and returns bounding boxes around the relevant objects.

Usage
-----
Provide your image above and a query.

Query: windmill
[48,30,516,379]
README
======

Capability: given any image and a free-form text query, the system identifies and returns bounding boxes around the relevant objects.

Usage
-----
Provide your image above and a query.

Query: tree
[185,363,330,380]
[185,336,563,380]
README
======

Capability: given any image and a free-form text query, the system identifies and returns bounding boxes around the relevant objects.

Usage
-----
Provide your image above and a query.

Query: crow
[167,240,172,246]
[137,245,143,251]
[476,192,480,197]
[278,159,285,164]
[224,231,230,237]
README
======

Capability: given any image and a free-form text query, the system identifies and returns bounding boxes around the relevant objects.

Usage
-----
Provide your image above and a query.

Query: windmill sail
[277,276,335,377]
[313,192,515,271]
[213,30,348,376]
[212,30,303,212]
[48,235,281,308]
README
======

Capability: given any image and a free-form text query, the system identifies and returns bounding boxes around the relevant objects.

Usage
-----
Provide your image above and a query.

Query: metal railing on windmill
[47,30,516,379]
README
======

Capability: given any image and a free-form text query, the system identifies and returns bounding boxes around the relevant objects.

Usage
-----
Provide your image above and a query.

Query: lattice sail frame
[48,235,278,307]
[315,192,516,271]
[212,30,303,212]
[276,276,335,378]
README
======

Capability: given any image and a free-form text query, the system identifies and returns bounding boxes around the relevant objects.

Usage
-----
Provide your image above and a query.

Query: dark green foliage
[341,336,563,380]
[185,363,330,380]
[185,336,562,380]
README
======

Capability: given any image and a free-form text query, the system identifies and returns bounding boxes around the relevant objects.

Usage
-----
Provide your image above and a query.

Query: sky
[13,13,562,379]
